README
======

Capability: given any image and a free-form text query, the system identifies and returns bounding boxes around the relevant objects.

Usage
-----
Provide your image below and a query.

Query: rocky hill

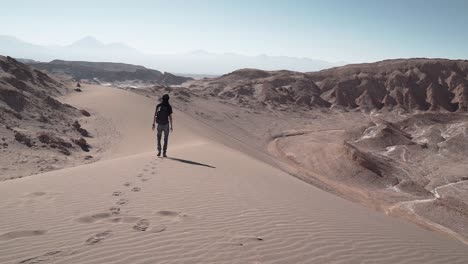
[185,68,331,109]
[0,56,69,124]
[308,59,468,112]
[186,59,468,112]
[0,56,93,180]
[30,60,192,86]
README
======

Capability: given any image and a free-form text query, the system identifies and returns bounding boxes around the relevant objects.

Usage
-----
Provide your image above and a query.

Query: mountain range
[0,35,343,75]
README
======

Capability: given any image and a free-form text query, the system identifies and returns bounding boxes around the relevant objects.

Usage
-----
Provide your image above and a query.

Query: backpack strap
[154,104,160,123]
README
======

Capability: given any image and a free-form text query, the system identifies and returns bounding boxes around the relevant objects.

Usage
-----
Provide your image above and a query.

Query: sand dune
[1,84,468,263]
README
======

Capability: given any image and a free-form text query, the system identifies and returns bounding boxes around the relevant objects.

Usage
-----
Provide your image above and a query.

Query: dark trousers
[157,123,169,153]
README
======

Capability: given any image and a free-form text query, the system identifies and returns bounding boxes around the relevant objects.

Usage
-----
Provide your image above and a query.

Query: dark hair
[161,94,170,104]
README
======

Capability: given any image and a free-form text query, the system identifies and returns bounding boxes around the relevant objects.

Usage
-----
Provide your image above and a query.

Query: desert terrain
[174,59,468,243]
[1,57,468,263]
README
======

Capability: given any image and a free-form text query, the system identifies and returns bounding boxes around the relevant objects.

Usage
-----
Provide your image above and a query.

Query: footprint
[122,216,141,223]
[75,213,111,224]
[107,217,123,224]
[137,173,143,178]
[112,191,123,196]
[21,192,59,204]
[155,211,189,223]
[109,206,121,215]
[106,216,140,224]
[24,192,47,197]
[133,219,150,231]
[140,178,149,182]
[0,230,47,240]
[85,230,112,245]
[123,182,132,187]
[116,198,128,205]
[151,225,167,233]
[157,211,179,217]
[19,251,66,264]
[131,187,141,192]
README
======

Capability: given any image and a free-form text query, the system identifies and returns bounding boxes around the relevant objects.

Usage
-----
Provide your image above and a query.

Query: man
[152,94,173,157]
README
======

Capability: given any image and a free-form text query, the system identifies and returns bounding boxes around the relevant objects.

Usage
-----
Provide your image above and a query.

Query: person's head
[162,94,170,104]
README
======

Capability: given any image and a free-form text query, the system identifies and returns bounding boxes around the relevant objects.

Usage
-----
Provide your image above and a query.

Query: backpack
[156,104,170,124]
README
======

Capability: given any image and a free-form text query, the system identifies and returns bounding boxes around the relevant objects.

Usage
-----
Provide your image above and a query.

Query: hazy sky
[1,0,468,62]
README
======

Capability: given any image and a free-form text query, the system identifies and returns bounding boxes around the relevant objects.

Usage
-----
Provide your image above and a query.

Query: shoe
[163,152,167,158]
[157,151,161,157]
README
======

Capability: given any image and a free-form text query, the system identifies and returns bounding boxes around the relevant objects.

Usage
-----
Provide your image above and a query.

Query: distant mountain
[0,35,142,64]
[29,60,192,85]
[63,36,140,57]
[0,35,343,74]
[0,36,50,61]
[154,50,339,75]
[68,36,105,48]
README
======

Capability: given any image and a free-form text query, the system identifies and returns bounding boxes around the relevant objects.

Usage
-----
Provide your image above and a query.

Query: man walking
[152,94,173,157]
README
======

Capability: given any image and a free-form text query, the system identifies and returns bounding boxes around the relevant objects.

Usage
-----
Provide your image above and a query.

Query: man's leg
[163,124,169,155]
[157,124,163,155]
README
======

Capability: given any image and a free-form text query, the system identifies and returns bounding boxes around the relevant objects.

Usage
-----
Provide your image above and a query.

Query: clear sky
[1,0,468,62]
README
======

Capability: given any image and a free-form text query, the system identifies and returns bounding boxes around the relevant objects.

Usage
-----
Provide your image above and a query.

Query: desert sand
[1,84,468,264]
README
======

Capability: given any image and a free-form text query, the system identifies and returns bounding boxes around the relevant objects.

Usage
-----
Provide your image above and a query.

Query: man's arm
[169,114,173,131]
[152,105,159,130]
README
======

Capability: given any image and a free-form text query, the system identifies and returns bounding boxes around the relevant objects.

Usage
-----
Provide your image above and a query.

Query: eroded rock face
[0,56,91,171]
[0,56,73,125]
[345,113,468,198]
[186,69,330,108]
[187,59,468,112]
[308,59,468,112]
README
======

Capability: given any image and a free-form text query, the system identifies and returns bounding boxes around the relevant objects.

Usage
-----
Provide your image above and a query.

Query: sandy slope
[1,85,468,264]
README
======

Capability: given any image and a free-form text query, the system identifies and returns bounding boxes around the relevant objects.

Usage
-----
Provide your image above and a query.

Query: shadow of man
[167,157,216,169]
